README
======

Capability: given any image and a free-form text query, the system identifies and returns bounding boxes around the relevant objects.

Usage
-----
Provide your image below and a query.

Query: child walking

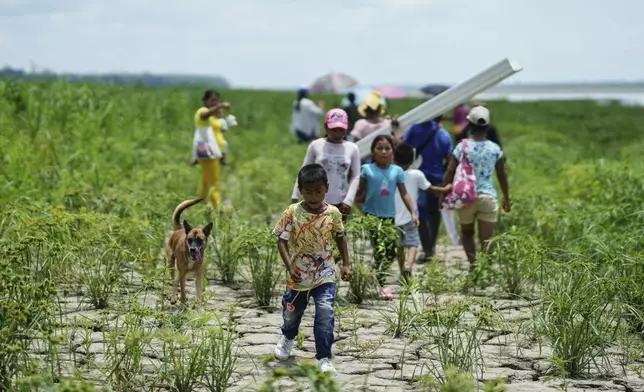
[291,108,361,219]
[356,135,418,300]
[273,164,352,374]
[394,143,452,278]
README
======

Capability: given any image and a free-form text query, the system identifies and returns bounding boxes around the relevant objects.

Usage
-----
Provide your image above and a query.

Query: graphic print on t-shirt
[380,178,390,196]
[321,156,349,196]
[272,203,345,291]
[378,167,391,196]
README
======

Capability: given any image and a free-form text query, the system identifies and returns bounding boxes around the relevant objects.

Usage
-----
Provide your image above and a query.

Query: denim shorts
[397,221,420,247]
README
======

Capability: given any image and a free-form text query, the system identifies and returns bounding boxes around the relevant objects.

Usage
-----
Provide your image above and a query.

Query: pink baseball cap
[325,108,348,130]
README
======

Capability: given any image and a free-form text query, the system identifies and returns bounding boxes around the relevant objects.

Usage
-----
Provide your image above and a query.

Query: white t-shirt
[290,98,323,137]
[291,139,361,206]
[395,169,430,226]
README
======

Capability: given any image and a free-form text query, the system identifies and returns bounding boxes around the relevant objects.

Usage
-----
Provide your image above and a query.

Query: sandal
[380,286,394,300]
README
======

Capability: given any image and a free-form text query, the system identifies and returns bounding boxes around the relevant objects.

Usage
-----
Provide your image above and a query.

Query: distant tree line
[0,66,230,88]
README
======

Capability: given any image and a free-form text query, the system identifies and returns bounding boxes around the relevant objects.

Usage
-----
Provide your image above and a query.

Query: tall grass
[102,313,152,390]
[209,210,245,284]
[240,227,283,308]
[155,309,239,392]
[471,228,543,297]
[533,252,639,377]
[76,246,129,309]
[0,236,59,389]
[200,310,239,392]
[412,298,501,383]
[2,79,644,388]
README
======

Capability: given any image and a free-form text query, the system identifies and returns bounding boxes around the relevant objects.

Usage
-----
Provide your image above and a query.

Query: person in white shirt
[291,109,360,218]
[290,88,325,144]
[394,143,452,278]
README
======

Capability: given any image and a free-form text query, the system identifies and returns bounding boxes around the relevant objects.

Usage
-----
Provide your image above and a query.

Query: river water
[474,90,644,107]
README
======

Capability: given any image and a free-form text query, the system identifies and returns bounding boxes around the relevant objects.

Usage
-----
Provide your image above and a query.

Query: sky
[1,0,643,89]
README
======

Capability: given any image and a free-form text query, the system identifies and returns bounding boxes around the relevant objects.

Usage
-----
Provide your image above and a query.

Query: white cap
[466,106,490,126]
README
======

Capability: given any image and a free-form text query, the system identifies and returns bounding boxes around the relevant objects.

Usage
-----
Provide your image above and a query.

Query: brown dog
[165,197,213,305]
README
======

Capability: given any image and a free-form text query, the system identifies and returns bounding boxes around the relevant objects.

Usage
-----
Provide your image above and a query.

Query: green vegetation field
[1,80,643,391]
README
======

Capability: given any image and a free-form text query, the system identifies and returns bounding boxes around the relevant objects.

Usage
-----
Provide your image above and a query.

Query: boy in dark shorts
[393,143,452,278]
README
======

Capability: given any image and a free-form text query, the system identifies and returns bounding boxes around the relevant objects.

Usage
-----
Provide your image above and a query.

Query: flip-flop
[380,286,394,300]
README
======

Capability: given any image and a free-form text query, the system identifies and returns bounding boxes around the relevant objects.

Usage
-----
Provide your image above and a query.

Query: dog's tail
[172,198,204,231]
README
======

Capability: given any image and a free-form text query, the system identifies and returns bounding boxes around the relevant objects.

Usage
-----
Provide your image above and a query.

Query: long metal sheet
[356,58,523,159]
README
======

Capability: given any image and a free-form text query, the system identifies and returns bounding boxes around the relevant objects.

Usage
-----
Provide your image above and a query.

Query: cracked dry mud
[45,244,644,392]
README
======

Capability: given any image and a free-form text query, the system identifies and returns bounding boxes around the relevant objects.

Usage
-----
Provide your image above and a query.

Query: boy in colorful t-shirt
[273,163,352,375]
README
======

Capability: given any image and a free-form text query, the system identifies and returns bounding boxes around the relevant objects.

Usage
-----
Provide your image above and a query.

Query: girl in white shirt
[290,88,325,144]
[291,109,360,217]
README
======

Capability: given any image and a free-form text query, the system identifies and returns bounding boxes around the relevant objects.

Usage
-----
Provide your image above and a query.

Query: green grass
[1,79,644,389]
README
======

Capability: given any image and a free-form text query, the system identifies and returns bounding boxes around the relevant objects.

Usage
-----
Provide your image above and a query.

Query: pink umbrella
[310,72,359,93]
[373,85,407,99]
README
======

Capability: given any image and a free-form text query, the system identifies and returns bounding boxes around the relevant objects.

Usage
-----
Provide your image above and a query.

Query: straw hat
[358,90,386,117]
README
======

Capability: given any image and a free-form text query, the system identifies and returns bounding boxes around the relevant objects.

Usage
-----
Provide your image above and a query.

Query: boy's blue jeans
[281,282,336,360]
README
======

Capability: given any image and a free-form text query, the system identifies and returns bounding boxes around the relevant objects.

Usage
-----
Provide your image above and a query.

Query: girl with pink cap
[291,108,361,218]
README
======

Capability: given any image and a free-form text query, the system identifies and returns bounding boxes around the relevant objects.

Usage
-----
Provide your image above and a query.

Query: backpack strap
[461,139,472,164]
[412,124,440,162]
[417,125,439,153]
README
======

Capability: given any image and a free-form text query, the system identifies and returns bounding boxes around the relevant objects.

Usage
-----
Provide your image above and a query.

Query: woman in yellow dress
[193,90,230,208]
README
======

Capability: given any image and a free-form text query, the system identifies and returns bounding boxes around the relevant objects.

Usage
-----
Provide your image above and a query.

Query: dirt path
[50,244,642,391]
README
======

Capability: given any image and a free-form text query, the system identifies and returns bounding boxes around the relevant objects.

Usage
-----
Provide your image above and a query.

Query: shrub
[533,255,631,377]
[240,226,283,308]
[209,210,245,284]
[0,236,59,390]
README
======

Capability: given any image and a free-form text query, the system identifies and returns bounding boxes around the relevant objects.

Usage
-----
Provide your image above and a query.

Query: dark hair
[298,163,328,188]
[394,143,415,167]
[365,105,381,117]
[434,115,443,123]
[347,92,356,104]
[295,89,308,112]
[469,123,489,136]
[202,89,219,102]
[370,134,395,153]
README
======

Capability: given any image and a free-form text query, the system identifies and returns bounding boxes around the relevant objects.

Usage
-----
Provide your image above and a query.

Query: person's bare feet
[380,286,394,300]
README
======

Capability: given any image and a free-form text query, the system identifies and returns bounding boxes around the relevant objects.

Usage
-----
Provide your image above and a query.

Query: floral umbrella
[309,72,359,93]
[339,86,388,109]
[373,85,407,99]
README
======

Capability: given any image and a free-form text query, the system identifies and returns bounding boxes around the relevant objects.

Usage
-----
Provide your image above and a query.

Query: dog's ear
[183,220,193,235]
[203,222,214,238]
